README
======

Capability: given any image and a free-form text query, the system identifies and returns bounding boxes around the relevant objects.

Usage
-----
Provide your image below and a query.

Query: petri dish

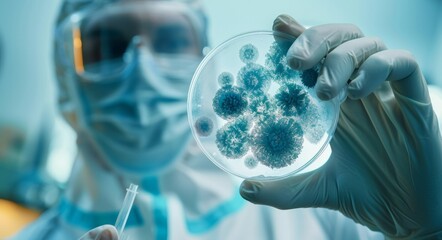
[187,31,341,181]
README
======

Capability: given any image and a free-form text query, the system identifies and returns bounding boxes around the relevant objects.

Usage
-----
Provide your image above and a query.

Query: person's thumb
[240,170,337,209]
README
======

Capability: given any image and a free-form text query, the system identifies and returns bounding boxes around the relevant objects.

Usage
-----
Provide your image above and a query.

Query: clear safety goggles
[55,0,204,78]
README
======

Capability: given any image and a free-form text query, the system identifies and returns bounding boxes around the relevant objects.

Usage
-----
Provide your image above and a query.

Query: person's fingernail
[240,181,261,201]
[347,72,364,99]
[315,77,332,100]
[346,86,358,100]
[315,67,338,100]
[287,54,302,70]
[316,91,332,100]
[273,14,305,36]
[97,229,113,240]
[273,14,291,28]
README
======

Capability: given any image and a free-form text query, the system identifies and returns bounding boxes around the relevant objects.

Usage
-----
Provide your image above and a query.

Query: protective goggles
[55,1,205,77]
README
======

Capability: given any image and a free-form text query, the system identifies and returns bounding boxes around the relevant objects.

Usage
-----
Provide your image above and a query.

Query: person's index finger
[287,23,364,70]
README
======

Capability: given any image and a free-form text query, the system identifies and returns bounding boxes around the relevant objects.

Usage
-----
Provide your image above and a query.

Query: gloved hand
[79,225,118,240]
[240,14,442,239]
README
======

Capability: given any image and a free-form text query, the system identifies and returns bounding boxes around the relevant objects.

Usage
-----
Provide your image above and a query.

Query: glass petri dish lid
[187,31,341,181]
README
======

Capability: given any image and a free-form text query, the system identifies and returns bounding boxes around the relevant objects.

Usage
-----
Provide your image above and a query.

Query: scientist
[12,1,440,240]
[81,11,442,240]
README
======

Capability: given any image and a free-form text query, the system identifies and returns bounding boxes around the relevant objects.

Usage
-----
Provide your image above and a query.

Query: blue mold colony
[208,42,325,169]
[216,116,251,159]
[218,72,234,87]
[237,63,271,93]
[275,83,310,116]
[248,94,275,122]
[244,155,259,169]
[251,117,304,168]
[212,86,248,120]
[194,116,214,137]
[239,43,259,63]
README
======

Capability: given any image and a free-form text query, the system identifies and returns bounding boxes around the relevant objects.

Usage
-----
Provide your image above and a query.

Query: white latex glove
[240,14,442,239]
[79,225,119,240]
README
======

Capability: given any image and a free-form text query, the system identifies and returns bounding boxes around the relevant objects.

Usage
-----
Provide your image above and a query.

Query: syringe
[115,183,138,238]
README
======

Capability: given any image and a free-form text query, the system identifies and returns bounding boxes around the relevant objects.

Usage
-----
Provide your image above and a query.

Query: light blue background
[205,0,442,84]
[0,0,441,180]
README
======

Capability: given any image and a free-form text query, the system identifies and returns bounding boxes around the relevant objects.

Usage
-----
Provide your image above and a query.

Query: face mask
[69,47,201,175]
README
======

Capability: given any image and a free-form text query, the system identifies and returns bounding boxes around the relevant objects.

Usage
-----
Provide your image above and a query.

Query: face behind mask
[70,47,202,175]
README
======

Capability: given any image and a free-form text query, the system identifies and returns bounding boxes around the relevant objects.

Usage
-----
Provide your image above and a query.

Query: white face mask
[69,47,202,175]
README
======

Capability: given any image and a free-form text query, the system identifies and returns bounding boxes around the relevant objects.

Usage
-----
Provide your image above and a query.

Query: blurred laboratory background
[0,0,440,238]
